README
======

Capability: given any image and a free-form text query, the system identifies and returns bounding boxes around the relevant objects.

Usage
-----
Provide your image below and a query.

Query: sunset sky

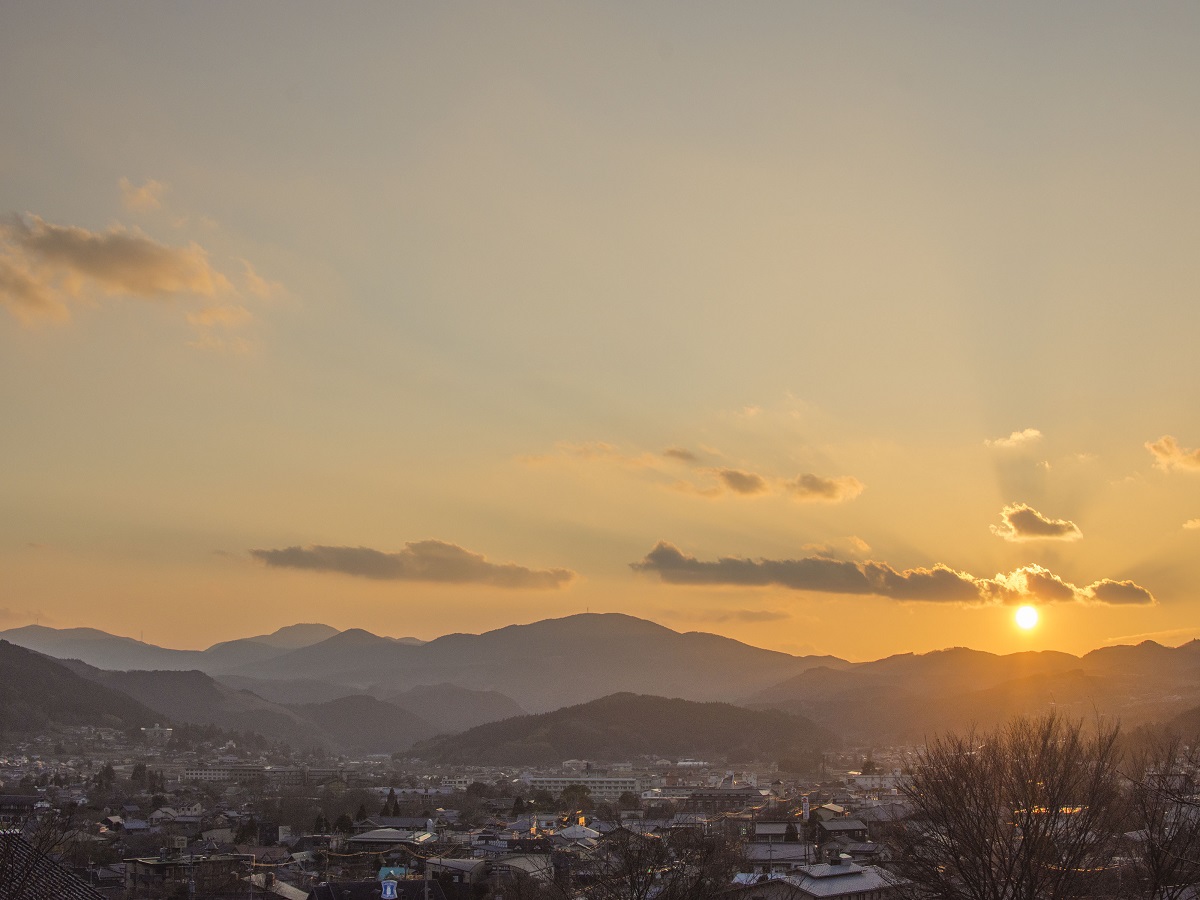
[3,3,1199,661]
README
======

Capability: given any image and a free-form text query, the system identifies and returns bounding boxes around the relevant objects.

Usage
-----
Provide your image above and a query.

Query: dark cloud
[785,473,865,503]
[1146,435,1200,472]
[251,540,574,589]
[662,447,699,463]
[1014,566,1078,603]
[1087,579,1155,605]
[631,542,1154,606]
[632,542,976,601]
[717,468,769,495]
[7,214,227,298]
[990,503,1082,542]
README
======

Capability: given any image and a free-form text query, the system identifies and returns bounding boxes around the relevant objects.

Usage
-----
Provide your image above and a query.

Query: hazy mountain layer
[744,641,1200,743]
[408,692,837,766]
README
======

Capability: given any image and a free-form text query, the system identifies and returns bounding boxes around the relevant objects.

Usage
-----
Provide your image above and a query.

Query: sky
[2,2,1199,661]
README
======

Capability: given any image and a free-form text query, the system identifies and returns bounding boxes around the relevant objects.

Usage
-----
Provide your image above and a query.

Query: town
[3,722,909,900]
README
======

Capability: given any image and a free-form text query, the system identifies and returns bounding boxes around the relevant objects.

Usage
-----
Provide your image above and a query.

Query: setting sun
[1016,606,1039,630]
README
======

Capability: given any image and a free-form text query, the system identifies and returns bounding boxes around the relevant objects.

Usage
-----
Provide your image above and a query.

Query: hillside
[290,695,436,753]
[88,669,319,748]
[407,692,837,766]
[81,668,438,753]
[0,641,160,732]
[382,683,527,734]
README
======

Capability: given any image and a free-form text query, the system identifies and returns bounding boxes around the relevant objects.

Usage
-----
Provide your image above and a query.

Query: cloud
[985,428,1043,449]
[242,259,284,299]
[1086,579,1155,605]
[1146,435,1200,472]
[119,177,167,212]
[10,215,228,296]
[250,539,575,589]
[717,468,769,495]
[0,213,237,324]
[523,440,863,504]
[662,447,698,463]
[990,503,1082,542]
[1184,519,1200,530]
[631,542,1154,606]
[785,473,865,503]
[0,254,66,323]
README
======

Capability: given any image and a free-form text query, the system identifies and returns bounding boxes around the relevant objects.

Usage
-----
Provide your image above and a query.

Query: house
[490,853,554,883]
[816,818,867,845]
[743,842,817,875]
[753,822,798,843]
[728,860,903,900]
[124,851,248,898]
[787,859,903,899]
[0,795,40,825]
[424,857,489,886]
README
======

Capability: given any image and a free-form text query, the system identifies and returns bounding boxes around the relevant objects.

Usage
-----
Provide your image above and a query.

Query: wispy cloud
[1146,435,1200,472]
[523,440,863,504]
[667,607,791,624]
[251,539,575,589]
[990,503,1082,542]
[662,447,699,463]
[1,199,282,349]
[241,259,285,299]
[119,177,167,212]
[785,473,865,503]
[520,441,661,470]
[0,213,231,324]
[985,428,1043,449]
[716,468,769,495]
[1184,519,1200,530]
[631,542,1154,606]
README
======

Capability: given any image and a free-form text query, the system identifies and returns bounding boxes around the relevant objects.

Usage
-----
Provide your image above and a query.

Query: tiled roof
[0,830,107,900]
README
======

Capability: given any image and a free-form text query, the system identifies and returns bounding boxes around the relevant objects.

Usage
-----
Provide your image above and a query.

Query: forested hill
[0,640,160,732]
[407,692,837,766]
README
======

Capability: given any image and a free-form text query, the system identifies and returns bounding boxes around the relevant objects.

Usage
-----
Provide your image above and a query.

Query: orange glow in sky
[2,4,1199,661]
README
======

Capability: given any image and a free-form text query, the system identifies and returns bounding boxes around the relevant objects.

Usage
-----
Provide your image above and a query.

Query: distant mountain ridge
[11,617,1200,747]
[0,613,847,713]
[742,641,1200,743]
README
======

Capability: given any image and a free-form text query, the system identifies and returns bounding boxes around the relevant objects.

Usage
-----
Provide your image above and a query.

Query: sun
[1015,605,1039,630]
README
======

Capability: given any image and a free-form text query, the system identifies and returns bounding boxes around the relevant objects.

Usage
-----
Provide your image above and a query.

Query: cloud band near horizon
[631,541,1153,606]
[251,540,575,589]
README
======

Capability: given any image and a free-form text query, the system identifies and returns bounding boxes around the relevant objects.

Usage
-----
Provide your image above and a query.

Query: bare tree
[1120,730,1200,900]
[579,826,742,900]
[1,806,94,900]
[890,712,1125,900]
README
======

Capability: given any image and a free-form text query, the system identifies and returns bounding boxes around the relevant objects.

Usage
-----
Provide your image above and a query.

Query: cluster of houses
[3,727,915,900]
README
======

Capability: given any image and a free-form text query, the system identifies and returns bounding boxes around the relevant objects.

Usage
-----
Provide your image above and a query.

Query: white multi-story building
[527,775,644,800]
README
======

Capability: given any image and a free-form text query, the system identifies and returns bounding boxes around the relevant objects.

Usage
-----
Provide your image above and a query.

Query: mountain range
[7,615,1200,751]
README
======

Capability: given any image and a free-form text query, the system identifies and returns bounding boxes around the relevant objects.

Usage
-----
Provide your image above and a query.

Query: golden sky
[2,3,1199,661]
